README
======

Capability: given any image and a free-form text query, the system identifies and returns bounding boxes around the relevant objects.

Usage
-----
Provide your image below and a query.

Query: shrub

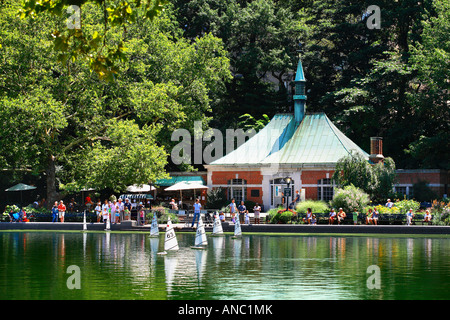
[330,184,370,213]
[267,206,295,224]
[393,199,420,214]
[430,200,450,225]
[206,187,228,209]
[296,200,329,214]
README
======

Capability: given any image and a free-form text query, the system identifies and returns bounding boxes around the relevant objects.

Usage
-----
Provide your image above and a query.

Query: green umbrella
[5,183,37,205]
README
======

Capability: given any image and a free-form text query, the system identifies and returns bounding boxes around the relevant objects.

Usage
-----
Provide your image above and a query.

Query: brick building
[204,56,449,209]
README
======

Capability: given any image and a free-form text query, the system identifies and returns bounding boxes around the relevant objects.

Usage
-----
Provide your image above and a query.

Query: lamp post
[285,177,292,210]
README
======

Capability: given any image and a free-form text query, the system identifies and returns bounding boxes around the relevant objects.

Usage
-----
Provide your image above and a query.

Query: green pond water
[1,231,450,300]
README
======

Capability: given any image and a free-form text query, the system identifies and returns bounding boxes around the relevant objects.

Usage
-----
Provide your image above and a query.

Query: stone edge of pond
[1,221,450,237]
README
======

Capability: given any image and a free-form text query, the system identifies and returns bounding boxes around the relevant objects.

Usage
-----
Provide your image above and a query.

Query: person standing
[192,198,201,227]
[51,201,59,223]
[352,208,358,225]
[102,200,109,223]
[253,203,261,224]
[228,199,236,223]
[95,201,102,223]
[238,201,247,224]
[124,198,132,220]
[110,200,117,224]
[117,198,124,223]
[136,202,144,226]
[58,200,66,223]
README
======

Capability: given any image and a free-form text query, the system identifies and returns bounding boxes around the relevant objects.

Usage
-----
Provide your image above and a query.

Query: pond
[1,231,450,300]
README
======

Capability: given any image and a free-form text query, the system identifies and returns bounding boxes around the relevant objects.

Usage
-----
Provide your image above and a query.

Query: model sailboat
[158,217,179,255]
[191,216,208,249]
[150,214,159,237]
[211,212,224,236]
[232,213,242,239]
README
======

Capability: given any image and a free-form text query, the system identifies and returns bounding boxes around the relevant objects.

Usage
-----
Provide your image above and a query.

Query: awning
[5,183,37,191]
[164,181,208,191]
[155,176,205,187]
[119,194,153,200]
[126,184,156,192]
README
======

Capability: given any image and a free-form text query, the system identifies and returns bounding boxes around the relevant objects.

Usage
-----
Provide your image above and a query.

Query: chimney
[369,137,384,164]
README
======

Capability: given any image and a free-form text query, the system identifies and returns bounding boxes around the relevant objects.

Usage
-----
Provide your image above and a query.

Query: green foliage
[267,206,295,224]
[412,180,437,202]
[238,113,270,131]
[393,199,421,215]
[295,200,329,214]
[206,187,227,209]
[330,184,370,214]
[19,0,168,81]
[147,209,178,224]
[0,3,230,205]
[333,152,397,202]
[431,200,450,225]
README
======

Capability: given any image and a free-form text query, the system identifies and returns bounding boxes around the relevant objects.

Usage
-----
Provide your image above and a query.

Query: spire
[293,54,307,124]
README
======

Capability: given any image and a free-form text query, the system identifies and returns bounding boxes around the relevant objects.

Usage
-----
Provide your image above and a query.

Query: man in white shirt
[192,198,202,227]
[117,198,124,223]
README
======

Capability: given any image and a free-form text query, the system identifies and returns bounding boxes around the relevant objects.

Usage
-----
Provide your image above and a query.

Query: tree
[332,152,397,202]
[0,2,231,206]
[19,0,168,80]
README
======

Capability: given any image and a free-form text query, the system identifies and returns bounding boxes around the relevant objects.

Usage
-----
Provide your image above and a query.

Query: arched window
[317,178,334,201]
[227,179,247,203]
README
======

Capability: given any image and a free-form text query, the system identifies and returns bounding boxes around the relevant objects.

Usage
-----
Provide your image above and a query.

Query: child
[115,203,120,224]
[95,201,102,223]
[352,208,358,225]
[311,214,317,225]
[244,211,250,225]
[139,205,145,226]
[124,207,130,221]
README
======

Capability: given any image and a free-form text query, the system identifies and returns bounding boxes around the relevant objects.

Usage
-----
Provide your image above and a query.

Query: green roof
[155,176,205,187]
[209,113,368,167]
[209,114,296,166]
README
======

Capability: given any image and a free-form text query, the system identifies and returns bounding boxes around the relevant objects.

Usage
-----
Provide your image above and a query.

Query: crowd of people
[49,196,149,225]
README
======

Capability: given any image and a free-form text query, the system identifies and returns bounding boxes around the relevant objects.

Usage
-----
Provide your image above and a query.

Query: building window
[318,178,334,201]
[395,186,407,196]
[227,179,247,203]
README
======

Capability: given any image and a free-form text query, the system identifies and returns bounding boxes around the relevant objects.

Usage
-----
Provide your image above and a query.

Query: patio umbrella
[5,183,37,205]
[126,184,156,192]
[164,181,208,202]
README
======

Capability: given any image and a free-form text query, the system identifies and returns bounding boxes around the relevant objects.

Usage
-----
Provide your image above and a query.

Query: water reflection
[1,232,450,300]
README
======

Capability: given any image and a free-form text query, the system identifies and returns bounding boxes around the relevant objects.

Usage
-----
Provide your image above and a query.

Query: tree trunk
[46,155,60,209]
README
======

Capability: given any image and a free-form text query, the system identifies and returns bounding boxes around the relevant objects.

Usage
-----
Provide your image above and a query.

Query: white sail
[105,212,111,231]
[83,211,87,231]
[211,213,224,236]
[150,214,159,237]
[193,216,208,247]
[164,217,179,251]
[234,213,242,237]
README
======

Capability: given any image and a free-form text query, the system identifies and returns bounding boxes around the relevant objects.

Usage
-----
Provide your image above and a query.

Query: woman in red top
[58,200,66,223]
